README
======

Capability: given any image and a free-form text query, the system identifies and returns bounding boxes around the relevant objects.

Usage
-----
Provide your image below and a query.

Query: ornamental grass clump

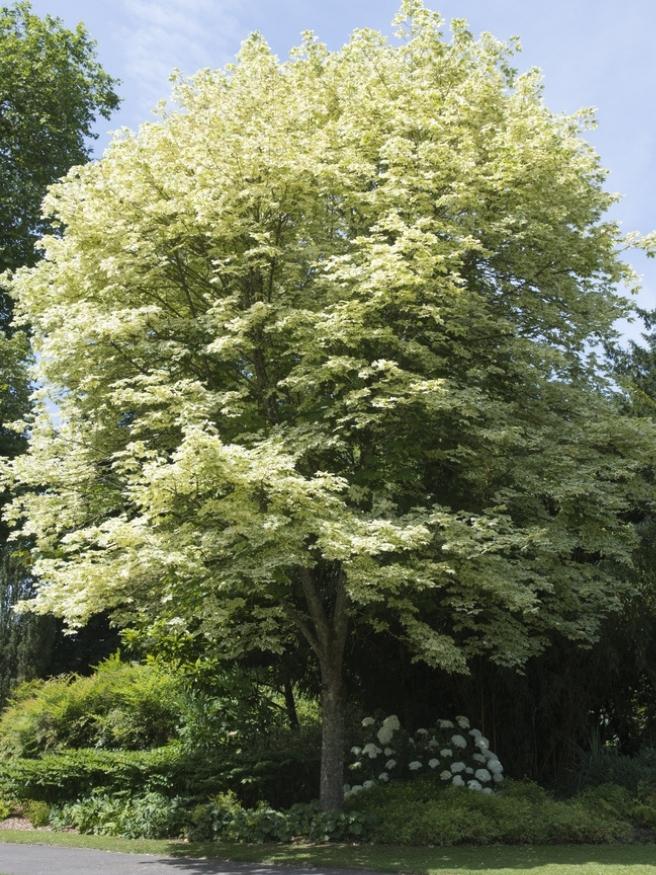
[346,714,503,796]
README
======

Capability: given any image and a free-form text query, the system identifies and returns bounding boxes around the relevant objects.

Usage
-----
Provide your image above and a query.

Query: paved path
[0,843,384,875]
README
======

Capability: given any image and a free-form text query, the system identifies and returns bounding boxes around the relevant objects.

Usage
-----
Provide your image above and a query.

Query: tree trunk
[319,663,345,810]
[296,565,349,811]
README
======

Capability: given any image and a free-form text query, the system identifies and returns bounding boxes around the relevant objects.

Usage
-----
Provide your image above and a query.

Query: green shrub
[348,713,504,796]
[0,746,187,802]
[347,777,633,845]
[0,736,318,808]
[576,782,656,831]
[576,747,656,794]
[0,655,182,757]
[51,791,188,839]
[0,798,11,820]
[221,726,320,808]
[23,800,50,827]
[187,792,371,844]
[50,789,369,843]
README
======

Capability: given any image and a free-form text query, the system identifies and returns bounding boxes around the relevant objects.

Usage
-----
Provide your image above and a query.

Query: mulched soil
[0,816,48,831]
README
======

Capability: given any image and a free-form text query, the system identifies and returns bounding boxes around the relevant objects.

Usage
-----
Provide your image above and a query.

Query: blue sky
[30,0,656,340]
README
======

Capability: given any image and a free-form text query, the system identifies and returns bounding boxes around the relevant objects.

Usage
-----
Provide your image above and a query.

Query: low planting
[14,777,656,846]
[347,778,635,845]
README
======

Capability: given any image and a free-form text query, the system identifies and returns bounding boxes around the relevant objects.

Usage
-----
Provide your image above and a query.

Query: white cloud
[119,0,249,114]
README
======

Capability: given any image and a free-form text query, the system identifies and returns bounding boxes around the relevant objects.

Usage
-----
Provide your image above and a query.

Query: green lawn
[1,829,656,874]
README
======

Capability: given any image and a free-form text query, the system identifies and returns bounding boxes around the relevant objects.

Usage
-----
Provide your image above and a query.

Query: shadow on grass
[158,841,656,873]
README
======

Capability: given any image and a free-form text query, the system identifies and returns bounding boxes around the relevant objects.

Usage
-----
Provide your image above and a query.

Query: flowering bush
[346,714,504,798]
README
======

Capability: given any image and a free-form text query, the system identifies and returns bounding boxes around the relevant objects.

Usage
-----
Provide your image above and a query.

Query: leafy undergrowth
[1,830,656,874]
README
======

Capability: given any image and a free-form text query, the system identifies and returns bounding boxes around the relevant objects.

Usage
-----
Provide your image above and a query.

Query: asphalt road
[0,843,383,875]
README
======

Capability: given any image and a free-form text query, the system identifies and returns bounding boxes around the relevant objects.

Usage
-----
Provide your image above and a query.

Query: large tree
[0,0,119,701]
[5,1,656,808]
[0,0,119,306]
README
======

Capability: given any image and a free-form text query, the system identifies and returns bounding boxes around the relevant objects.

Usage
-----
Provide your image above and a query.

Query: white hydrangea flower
[440,748,453,758]
[385,759,397,770]
[351,746,362,755]
[467,779,482,791]
[487,758,503,774]
[382,715,400,731]
[415,728,428,736]
[452,774,465,787]
[350,761,362,770]
[465,767,474,774]
[469,728,482,739]
[428,758,440,769]
[378,772,389,782]
[475,768,492,783]
[456,715,470,729]
[362,743,382,758]
[438,719,454,729]
[475,736,490,750]
[493,773,504,783]
[482,787,493,795]
[450,761,466,773]
[361,717,375,727]
[451,734,467,749]
[363,780,375,789]
[349,784,363,794]
[409,760,422,770]
[473,753,487,764]
[440,770,451,781]
[384,747,394,756]
[377,725,394,745]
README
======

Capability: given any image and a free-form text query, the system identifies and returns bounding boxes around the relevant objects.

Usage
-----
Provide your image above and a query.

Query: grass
[1,830,656,873]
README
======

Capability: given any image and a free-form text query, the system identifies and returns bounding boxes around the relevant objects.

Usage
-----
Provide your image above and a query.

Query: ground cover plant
[3,769,656,847]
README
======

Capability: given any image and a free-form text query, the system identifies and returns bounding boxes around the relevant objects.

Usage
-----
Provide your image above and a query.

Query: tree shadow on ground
[152,842,656,873]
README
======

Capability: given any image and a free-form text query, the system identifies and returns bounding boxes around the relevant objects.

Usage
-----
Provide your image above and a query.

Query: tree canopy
[0,0,119,703]
[0,0,119,322]
[4,0,655,808]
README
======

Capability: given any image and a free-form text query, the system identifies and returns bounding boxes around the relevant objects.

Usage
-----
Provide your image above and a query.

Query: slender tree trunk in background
[297,566,349,811]
[283,675,299,731]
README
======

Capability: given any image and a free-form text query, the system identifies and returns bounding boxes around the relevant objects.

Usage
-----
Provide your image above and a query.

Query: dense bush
[0,654,312,764]
[0,655,181,756]
[52,789,371,843]
[576,747,656,793]
[0,730,320,808]
[23,800,50,827]
[50,791,189,839]
[346,778,634,845]
[225,726,320,808]
[0,746,187,802]
[188,792,371,843]
[348,714,503,796]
